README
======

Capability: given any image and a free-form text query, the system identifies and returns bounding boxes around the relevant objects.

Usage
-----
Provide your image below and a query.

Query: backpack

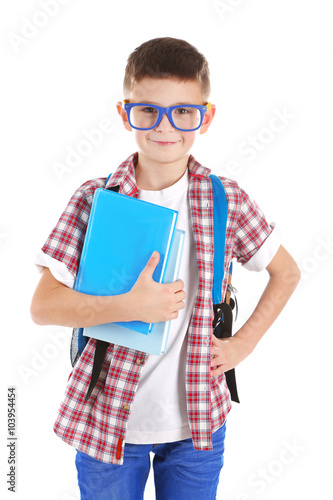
[70,174,239,403]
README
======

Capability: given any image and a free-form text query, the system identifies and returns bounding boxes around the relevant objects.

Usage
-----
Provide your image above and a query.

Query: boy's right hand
[128,251,186,323]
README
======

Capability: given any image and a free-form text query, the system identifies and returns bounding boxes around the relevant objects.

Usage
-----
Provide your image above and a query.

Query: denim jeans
[75,423,226,500]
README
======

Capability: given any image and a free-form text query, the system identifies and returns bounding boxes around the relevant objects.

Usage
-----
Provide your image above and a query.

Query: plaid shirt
[45,153,272,464]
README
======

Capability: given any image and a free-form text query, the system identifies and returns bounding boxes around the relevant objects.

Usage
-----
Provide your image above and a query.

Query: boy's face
[117,77,215,167]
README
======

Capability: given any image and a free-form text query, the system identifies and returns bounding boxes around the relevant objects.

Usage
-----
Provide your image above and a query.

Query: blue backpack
[70,174,239,403]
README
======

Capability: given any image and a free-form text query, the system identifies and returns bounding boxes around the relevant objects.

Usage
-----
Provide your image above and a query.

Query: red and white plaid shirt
[43,153,273,464]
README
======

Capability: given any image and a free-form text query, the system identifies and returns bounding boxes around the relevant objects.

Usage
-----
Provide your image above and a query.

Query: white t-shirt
[125,169,197,444]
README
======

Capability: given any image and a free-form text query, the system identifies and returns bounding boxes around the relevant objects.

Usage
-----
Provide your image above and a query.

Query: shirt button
[136,359,144,365]
[122,404,130,411]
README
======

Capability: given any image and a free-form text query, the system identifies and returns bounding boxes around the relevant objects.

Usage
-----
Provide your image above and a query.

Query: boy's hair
[123,37,211,101]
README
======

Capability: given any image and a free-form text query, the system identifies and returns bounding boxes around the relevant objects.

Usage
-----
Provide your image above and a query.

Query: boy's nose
[155,113,174,131]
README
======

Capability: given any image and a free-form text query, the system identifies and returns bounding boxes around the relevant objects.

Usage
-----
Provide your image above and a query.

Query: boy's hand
[210,246,301,377]
[128,251,186,323]
[210,333,249,376]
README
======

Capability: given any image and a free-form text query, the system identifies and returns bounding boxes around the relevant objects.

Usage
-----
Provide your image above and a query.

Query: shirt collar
[105,152,212,194]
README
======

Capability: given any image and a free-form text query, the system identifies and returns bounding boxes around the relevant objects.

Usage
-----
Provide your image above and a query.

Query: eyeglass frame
[123,100,212,131]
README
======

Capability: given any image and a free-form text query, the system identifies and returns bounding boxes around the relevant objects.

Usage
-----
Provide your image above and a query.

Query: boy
[31,37,300,499]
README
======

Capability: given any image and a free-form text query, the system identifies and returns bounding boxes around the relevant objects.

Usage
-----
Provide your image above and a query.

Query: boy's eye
[175,107,192,114]
[141,106,158,113]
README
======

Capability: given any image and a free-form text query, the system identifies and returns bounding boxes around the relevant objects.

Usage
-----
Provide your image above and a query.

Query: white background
[1,0,332,499]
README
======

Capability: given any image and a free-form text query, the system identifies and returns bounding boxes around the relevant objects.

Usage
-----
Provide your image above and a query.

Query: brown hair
[123,37,211,100]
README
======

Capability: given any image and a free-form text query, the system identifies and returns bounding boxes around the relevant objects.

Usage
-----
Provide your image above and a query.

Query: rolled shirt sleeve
[232,186,282,272]
[34,250,76,288]
[242,223,281,271]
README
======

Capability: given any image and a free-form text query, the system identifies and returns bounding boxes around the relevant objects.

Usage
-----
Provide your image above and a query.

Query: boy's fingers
[175,289,186,301]
[150,251,160,262]
[141,255,185,300]
[141,251,160,276]
[173,279,185,291]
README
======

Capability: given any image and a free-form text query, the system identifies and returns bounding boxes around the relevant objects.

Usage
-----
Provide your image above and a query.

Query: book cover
[74,188,178,335]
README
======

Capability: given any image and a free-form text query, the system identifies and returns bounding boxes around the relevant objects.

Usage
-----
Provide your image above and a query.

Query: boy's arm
[210,245,301,375]
[31,252,186,328]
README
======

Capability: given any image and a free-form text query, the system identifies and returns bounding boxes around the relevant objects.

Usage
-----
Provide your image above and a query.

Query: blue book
[83,228,185,355]
[74,188,178,335]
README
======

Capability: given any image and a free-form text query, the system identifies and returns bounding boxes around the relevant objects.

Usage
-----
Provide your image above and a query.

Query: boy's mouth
[149,139,179,146]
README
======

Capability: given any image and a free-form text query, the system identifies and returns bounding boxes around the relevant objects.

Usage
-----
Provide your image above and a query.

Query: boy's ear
[117,101,132,132]
[199,104,216,135]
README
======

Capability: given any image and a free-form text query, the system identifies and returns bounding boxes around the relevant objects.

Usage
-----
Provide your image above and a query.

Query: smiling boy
[31,37,300,499]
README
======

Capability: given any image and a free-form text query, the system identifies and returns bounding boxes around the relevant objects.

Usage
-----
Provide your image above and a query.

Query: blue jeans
[75,424,226,500]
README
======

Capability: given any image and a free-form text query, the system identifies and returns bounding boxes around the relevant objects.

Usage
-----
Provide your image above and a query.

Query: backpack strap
[210,174,228,305]
[210,174,240,403]
[105,172,113,185]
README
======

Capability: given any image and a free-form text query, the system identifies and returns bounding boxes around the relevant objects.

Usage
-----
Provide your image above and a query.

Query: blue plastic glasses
[123,101,211,131]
